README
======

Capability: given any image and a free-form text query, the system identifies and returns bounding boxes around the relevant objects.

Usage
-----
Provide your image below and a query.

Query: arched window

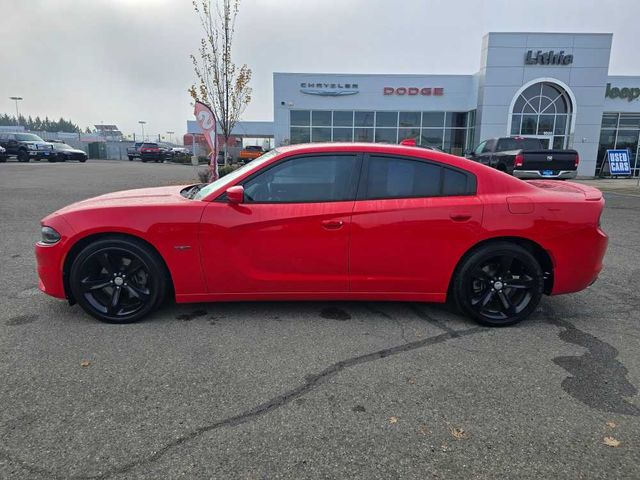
[510,82,573,149]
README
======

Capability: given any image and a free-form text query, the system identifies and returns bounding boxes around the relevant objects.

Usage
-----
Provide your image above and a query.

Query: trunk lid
[519,149,578,172]
[525,180,603,201]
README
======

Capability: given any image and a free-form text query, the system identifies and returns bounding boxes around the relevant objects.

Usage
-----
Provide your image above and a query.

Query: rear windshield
[141,143,158,147]
[498,138,544,151]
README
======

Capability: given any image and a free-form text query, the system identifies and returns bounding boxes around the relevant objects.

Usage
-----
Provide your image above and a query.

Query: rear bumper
[550,226,608,295]
[514,170,577,180]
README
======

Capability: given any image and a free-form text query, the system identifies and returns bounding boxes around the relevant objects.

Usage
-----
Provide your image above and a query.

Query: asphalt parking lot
[1,160,639,479]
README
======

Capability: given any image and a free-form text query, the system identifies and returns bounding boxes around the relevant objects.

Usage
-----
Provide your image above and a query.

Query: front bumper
[514,169,577,180]
[35,241,67,299]
[29,150,54,159]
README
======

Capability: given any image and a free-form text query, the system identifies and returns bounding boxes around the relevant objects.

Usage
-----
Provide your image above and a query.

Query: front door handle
[450,213,472,222]
[322,220,344,230]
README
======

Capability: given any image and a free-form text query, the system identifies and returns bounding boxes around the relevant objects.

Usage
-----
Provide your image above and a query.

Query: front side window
[364,156,475,200]
[243,155,359,203]
[474,141,487,155]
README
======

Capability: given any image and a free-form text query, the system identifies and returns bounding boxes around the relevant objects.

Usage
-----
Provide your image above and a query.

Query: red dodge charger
[35,143,608,326]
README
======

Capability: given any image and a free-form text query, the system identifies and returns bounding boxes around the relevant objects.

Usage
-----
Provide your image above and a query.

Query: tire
[128,156,133,161]
[47,157,57,163]
[17,150,29,162]
[69,237,167,324]
[141,158,147,163]
[452,242,543,327]
[79,158,87,163]
[0,156,6,163]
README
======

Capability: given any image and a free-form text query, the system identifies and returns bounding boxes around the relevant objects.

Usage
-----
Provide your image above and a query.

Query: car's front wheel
[452,242,543,327]
[69,237,167,323]
[17,150,29,162]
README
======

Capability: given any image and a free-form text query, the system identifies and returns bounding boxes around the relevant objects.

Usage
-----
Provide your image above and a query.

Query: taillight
[514,153,524,168]
[575,153,580,168]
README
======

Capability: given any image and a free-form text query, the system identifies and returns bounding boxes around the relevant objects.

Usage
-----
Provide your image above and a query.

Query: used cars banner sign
[608,149,632,176]
[193,100,219,181]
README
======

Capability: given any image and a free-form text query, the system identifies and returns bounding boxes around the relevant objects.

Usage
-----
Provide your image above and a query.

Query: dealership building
[188,32,640,177]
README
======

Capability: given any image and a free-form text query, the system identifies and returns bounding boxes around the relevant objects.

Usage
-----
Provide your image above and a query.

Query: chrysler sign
[383,87,444,96]
[300,82,359,96]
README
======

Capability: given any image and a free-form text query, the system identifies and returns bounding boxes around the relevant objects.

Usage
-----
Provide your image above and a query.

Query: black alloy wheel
[69,238,167,323]
[17,150,29,162]
[453,242,543,327]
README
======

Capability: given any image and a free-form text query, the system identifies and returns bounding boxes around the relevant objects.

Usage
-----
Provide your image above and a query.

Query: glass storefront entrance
[289,110,476,156]
[510,82,573,149]
[598,113,640,176]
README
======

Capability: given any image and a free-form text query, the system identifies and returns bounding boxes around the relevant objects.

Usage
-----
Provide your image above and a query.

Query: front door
[349,154,483,295]
[199,153,362,294]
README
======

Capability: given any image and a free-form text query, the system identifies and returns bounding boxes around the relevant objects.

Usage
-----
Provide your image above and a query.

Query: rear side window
[442,168,468,196]
[363,156,475,199]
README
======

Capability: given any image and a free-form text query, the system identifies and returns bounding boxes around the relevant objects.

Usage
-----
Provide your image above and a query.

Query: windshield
[16,133,44,142]
[194,149,280,200]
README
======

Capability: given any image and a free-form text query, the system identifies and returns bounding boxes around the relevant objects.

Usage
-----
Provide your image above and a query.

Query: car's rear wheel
[17,150,29,162]
[453,242,543,327]
[69,238,167,323]
[128,156,133,161]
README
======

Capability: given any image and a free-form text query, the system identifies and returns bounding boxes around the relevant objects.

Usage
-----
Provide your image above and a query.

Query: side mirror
[226,185,244,204]
[464,149,472,157]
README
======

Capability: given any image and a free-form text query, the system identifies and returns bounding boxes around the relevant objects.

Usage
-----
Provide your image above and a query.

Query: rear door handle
[322,220,344,230]
[450,213,472,222]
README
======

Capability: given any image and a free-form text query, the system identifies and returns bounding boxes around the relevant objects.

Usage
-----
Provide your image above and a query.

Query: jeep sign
[605,83,640,102]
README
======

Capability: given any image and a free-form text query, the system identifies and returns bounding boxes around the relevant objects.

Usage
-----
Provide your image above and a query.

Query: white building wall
[273,72,477,147]
[477,32,612,176]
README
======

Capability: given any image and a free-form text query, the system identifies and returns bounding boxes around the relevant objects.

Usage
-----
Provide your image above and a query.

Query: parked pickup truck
[239,145,265,162]
[466,136,579,179]
[0,132,55,162]
[127,142,144,161]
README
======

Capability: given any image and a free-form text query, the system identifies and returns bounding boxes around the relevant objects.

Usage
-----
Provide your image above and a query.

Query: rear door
[349,154,483,296]
[199,153,362,294]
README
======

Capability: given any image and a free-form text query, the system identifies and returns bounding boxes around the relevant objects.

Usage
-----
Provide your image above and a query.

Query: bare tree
[189,0,252,166]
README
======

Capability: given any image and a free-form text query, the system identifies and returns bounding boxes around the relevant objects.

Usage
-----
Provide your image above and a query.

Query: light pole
[9,96,23,125]
[166,131,174,144]
[138,120,146,141]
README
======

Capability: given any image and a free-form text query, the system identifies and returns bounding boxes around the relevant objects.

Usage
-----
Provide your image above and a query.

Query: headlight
[41,226,61,244]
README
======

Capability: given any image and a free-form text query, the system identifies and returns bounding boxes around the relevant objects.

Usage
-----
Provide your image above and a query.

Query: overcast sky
[2,0,639,142]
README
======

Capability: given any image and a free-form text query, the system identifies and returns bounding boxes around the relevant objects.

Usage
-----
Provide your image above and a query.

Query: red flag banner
[193,100,219,181]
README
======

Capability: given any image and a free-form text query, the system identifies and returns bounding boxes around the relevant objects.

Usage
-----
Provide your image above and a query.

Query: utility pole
[138,120,146,141]
[166,131,174,144]
[9,96,23,125]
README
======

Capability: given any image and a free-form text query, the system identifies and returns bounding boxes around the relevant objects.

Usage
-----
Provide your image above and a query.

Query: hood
[55,146,85,154]
[23,140,54,148]
[53,185,192,215]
